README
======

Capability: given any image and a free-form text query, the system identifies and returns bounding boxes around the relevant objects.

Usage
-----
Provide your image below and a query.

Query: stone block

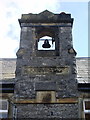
[35,81,56,91]
[36,91,56,103]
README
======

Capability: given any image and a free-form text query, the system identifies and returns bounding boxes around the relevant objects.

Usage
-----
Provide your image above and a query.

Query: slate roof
[76,57,90,83]
[0,57,89,83]
[0,58,16,80]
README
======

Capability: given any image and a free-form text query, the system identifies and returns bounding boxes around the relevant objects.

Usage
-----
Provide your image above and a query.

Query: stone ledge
[19,10,73,25]
[12,98,78,104]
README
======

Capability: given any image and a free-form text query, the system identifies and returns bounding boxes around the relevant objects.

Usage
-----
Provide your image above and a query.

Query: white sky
[0,0,89,58]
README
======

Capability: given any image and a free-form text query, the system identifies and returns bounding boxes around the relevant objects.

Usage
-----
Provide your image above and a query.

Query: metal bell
[42,39,51,48]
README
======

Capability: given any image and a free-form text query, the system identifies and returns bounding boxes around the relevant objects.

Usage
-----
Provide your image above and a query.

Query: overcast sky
[0,0,89,58]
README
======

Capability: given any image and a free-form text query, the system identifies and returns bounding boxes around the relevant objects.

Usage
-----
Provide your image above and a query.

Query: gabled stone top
[19,10,73,25]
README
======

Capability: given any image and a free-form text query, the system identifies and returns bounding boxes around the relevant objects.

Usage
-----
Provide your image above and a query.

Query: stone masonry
[13,10,79,119]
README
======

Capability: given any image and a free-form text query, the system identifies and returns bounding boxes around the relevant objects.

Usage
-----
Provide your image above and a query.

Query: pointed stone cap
[19,10,73,25]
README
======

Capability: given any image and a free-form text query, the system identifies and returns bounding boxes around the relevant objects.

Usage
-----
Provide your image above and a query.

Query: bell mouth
[42,39,51,48]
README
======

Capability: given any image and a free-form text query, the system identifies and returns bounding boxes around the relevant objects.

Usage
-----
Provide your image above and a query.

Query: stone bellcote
[14,10,79,119]
[17,10,75,58]
[16,9,77,97]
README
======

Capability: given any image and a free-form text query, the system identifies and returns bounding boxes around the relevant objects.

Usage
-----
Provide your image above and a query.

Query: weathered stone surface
[36,91,56,103]
[14,10,79,118]
[35,81,56,91]
[19,10,73,25]
[0,10,89,119]
[22,66,70,75]
[16,103,79,118]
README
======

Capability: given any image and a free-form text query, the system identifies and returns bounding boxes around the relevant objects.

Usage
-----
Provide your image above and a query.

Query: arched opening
[38,36,55,50]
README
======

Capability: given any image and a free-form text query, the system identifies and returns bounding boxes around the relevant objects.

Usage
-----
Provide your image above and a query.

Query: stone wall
[15,22,78,99]
[0,10,89,119]
[16,104,79,119]
[13,10,79,119]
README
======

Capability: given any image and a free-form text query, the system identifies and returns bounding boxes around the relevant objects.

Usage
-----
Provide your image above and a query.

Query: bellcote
[17,10,76,59]
[15,10,78,106]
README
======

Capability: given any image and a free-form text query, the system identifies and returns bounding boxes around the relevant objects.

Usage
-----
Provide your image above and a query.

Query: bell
[42,39,51,48]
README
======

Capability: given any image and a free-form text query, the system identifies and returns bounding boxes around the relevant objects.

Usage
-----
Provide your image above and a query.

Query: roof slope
[76,57,90,83]
[0,58,16,80]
